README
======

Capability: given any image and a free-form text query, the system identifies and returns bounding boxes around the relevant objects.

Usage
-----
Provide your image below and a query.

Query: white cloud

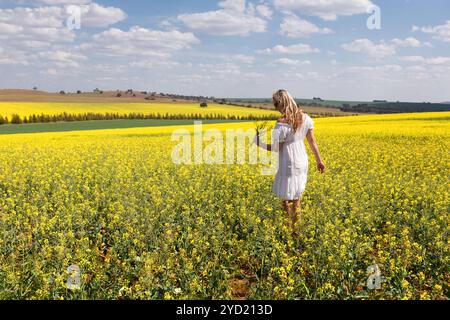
[256,4,273,19]
[342,38,396,58]
[273,0,374,21]
[391,37,426,48]
[0,47,29,65]
[31,0,92,4]
[413,20,450,43]
[274,58,311,66]
[219,0,247,12]
[0,7,66,29]
[32,50,86,68]
[258,43,320,54]
[0,3,125,46]
[79,3,126,28]
[405,65,426,72]
[342,37,434,59]
[1,3,125,28]
[129,60,181,69]
[177,0,269,36]
[87,26,200,57]
[0,22,24,34]
[229,54,255,64]
[198,62,242,78]
[280,14,332,38]
[341,64,403,79]
[425,56,450,65]
[44,68,58,76]
[399,55,450,65]
[399,55,425,63]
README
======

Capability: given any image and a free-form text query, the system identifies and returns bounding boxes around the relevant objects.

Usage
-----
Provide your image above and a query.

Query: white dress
[272,114,314,200]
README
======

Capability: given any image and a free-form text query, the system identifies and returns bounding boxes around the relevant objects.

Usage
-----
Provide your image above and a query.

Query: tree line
[0,112,279,125]
[340,102,450,114]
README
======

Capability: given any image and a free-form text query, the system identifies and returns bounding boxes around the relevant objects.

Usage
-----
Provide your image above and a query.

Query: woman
[255,89,326,232]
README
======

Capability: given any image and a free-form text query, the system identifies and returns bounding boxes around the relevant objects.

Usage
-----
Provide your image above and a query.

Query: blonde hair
[273,89,304,132]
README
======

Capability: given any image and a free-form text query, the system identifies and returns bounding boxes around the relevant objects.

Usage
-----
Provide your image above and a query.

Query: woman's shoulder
[276,118,290,126]
[297,112,311,122]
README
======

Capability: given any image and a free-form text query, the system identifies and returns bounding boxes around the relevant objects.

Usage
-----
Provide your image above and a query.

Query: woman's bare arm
[254,136,273,151]
[306,130,326,173]
[255,138,287,153]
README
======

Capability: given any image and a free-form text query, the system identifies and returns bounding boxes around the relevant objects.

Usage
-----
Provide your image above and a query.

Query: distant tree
[77,90,82,94]
[116,93,122,97]
[59,90,66,95]
[200,102,208,108]
[93,88,100,94]
[11,114,22,124]
[33,87,38,91]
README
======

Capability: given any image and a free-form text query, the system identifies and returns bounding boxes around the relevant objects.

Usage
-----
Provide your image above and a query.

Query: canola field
[0,102,279,119]
[0,112,448,300]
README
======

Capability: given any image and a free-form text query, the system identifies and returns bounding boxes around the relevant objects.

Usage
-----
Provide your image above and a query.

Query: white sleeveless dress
[272,114,314,200]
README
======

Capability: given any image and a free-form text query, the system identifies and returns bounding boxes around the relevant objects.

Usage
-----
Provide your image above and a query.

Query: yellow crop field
[0,112,448,300]
[0,102,279,118]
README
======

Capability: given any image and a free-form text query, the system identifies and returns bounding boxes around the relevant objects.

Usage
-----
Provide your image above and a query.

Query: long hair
[273,89,304,132]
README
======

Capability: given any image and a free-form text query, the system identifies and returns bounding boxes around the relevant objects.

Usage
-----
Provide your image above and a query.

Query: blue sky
[0,0,449,101]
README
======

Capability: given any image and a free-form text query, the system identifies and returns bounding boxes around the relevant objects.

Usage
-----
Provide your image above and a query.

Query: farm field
[0,102,279,119]
[0,119,246,135]
[0,112,448,300]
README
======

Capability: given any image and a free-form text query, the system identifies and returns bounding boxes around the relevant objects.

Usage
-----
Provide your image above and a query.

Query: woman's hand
[317,161,326,173]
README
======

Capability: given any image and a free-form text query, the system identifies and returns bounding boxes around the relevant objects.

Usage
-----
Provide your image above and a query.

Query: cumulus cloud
[86,26,200,57]
[0,3,125,43]
[342,37,434,59]
[342,39,396,58]
[79,3,126,28]
[338,64,403,81]
[280,14,332,38]
[399,55,425,63]
[0,47,30,65]
[177,0,269,36]
[30,0,92,4]
[426,56,450,65]
[256,4,272,19]
[129,60,182,70]
[6,1,126,28]
[228,54,255,64]
[390,37,431,48]
[274,58,311,66]
[0,2,126,67]
[36,50,87,67]
[273,0,374,21]
[413,20,450,43]
[258,43,320,54]
[399,55,450,65]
